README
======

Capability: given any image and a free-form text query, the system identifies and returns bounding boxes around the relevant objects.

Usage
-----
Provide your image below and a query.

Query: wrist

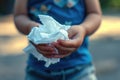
[73,25,87,37]
[79,25,87,37]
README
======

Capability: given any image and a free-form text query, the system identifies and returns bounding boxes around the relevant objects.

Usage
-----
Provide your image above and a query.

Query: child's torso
[27,0,86,25]
[27,0,92,70]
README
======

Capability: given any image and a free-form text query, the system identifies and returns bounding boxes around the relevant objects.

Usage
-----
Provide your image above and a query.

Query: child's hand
[52,25,86,58]
[30,42,57,58]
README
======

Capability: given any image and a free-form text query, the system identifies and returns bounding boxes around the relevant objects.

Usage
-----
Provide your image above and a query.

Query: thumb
[58,33,82,48]
[67,28,76,39]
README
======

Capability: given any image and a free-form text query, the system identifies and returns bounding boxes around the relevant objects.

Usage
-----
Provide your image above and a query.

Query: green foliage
[100,0,120,9]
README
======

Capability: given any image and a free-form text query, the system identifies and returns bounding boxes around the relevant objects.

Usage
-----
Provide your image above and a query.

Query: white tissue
[24,15,71,67]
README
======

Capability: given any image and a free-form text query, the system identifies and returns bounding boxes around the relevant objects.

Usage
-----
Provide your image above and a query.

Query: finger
[54,43,75,52]
[37,48,57,55]
[57,33,82,48]
[37,45,55,52]
[67,27,77,39]
[43,54,55,58]
[57,39,79,48]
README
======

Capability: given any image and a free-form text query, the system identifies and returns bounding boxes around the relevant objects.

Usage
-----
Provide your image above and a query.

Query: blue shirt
[27,0,92,70]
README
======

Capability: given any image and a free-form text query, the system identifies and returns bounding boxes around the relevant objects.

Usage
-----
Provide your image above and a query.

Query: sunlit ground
[0,15,27,55]
[91,15,120,39]
[0,15,120,80]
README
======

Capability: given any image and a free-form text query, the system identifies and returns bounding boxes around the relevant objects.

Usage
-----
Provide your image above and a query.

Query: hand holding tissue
[24,15,71,67]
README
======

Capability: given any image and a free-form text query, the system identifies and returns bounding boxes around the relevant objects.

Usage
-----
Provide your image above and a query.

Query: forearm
[78,0,102,36]
[80,13,102,36]
[14,15,40,35]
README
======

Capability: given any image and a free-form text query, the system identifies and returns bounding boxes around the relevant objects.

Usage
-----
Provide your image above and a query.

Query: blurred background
[0,0,120,80]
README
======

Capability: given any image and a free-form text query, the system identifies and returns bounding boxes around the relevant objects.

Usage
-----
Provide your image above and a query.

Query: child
[14,0,102,80]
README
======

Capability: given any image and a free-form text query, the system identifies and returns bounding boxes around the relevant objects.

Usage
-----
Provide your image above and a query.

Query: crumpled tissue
[23,15,71,67]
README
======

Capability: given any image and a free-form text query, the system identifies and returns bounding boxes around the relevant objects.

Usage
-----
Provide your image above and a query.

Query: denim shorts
[25,63,97,80]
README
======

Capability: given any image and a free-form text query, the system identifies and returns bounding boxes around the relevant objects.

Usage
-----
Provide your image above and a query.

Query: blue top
[27,0,92,71]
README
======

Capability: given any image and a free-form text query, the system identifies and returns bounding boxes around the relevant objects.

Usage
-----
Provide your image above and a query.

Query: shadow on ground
[0,54,27,80]
[90,36,120,80]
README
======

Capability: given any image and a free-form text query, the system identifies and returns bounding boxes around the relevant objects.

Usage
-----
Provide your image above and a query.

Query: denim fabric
[25,63,97,80]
